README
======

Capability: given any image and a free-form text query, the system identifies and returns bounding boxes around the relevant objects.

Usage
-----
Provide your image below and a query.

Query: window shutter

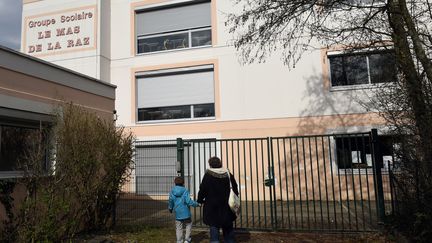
[136,2,211,36]
[137,67,214,108]
[135,146,191,195]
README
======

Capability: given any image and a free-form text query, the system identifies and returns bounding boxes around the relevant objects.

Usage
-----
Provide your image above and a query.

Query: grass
[74,224,394,243]
[110,225,175,242]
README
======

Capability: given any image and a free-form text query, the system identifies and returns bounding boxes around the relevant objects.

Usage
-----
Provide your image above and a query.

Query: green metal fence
[116,129,394,232]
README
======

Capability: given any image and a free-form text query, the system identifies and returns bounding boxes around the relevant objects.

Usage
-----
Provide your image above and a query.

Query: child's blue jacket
[168,186,198,220]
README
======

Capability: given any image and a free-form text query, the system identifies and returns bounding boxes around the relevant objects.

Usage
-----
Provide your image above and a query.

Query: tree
[227,0,432,240]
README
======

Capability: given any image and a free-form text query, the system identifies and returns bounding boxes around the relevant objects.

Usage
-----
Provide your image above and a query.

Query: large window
[335,134,397,170]
[0,122,48,177]
[136,65,215,122]
[135,1,212,54]
[327,0,386,9]
[328,51,396,87]
[344,0,386,5]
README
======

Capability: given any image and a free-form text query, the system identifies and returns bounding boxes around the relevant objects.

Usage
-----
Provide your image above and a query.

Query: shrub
[1,103,134,242]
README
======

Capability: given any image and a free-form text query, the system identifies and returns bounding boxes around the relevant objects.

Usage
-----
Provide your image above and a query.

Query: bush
[0,179,17,242]
[1,103,134,242]
[390,135,432,242]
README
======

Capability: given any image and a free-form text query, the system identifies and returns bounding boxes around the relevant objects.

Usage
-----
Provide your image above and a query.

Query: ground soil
[76,226,396,243]
[189,230,393,243]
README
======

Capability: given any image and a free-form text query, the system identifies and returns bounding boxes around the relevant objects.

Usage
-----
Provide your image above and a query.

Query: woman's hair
[208,156,222,168]
[174,176,184,186]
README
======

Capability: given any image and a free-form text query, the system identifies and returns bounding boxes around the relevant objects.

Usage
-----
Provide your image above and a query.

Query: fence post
[371,129,386,223]
[266,137,278,229]
[177,138,184,178]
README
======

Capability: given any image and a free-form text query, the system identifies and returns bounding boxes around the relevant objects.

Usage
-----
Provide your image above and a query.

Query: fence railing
[116,130,395,232]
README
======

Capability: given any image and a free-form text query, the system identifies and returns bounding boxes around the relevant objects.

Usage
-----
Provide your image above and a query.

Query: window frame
[330,133,397,175]
[327,49,396,91]
[136,27,212,55]
[137,104,216,124]
[328,0,387,10]
[134,0,212,55]
[135,65,216,124]
[0,116,51,179]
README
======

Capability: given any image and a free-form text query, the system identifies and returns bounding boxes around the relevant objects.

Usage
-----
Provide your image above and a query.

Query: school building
[19,0,396,231]
[0,44,115,222]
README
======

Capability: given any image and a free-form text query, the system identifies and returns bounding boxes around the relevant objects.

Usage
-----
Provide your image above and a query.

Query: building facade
[0,44,116,222]
[21,0,391,140]
[20,0,395,204]
[0,45,115,179]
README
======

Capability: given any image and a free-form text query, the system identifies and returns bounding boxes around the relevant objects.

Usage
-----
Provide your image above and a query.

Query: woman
[197,156,239,243]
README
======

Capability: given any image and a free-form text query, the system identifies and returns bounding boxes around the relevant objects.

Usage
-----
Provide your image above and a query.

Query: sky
[0,0,23,50]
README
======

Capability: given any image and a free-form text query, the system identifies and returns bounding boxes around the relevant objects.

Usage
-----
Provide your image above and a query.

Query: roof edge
[0,45,116,100]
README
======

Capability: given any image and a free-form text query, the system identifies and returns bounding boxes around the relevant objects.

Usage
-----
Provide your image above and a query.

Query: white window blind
[136,1,211,36]
[135,146,192,195]
[137,66,214,109]
[135,146,177,177]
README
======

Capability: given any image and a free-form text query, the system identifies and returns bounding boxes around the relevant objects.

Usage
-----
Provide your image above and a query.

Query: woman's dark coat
[197,169,239,227]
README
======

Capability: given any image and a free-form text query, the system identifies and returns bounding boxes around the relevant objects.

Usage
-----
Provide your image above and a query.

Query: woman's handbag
[226,170,240,217]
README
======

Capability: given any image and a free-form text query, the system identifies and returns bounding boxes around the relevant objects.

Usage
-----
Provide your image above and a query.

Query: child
[168,176,199,243]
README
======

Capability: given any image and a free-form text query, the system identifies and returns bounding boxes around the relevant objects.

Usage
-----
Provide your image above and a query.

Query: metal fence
[116,129,394,232]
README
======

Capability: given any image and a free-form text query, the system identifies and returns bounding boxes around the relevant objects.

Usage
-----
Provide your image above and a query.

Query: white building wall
[111,0,369,126]
[21,0,104,79]
[22,0,380,139]
[99,0,111,82]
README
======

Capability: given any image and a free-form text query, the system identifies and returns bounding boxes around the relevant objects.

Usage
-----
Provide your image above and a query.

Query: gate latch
[264,178,275,187]
[264,166,275,187]
[176,161,181,174]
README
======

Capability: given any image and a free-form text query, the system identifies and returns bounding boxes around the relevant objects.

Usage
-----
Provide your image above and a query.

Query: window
[335,134,397,170]
[135,1,212,54]
[344,0,386,5]
[328,51,396,87]
[136,65,215,122]
[0,122,48,177]
[325,0,386,8]
[135,143,192,195]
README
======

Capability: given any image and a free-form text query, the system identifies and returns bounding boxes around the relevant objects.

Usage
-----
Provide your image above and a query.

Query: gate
[116,129,394,232]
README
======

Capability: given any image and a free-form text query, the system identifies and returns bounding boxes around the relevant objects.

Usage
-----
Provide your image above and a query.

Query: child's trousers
[176,218,192,243]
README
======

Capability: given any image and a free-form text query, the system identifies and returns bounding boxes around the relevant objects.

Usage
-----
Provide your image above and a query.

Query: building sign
[23,5,97,56]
